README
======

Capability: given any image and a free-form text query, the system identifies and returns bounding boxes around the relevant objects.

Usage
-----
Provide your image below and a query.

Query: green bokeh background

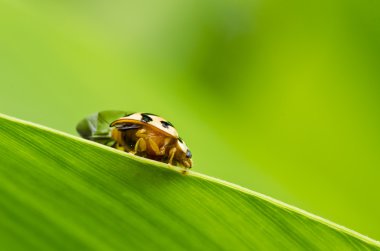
[1,0,379,240]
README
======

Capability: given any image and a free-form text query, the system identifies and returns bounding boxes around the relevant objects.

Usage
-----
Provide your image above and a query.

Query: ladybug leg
[132,138,146,154]
[168,147,177,165]
[111,128,122,143]
[135,128,147,137]
[112,129,127,151]
[158,137,171,155]
[148,138,164,155]
[130,128,147,154]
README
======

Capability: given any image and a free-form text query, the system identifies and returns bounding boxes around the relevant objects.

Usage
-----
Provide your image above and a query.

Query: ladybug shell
[110,113,179,137]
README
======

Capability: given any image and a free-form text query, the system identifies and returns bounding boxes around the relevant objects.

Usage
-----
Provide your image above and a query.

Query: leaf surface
[0,114,379,251]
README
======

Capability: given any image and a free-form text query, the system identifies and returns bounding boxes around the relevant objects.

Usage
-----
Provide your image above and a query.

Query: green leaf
[76,110,128,146]
[0,113,379,251]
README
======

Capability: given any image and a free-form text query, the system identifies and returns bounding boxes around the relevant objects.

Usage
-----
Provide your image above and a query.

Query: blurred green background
[1,0,379,240]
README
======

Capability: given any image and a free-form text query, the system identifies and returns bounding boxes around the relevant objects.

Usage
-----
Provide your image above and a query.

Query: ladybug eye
[186,149,192,158]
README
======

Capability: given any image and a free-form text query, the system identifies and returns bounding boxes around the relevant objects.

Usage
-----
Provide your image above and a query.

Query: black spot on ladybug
[178,137,183,143]
[141,114,153,123]
[161,121,173,128]
[186,149,192,158]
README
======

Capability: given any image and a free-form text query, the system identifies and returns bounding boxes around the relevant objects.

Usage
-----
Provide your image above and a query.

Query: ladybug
[76,111,192,169]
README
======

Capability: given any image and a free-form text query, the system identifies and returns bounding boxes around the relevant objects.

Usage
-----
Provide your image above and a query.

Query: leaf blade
[0,113,379,251]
